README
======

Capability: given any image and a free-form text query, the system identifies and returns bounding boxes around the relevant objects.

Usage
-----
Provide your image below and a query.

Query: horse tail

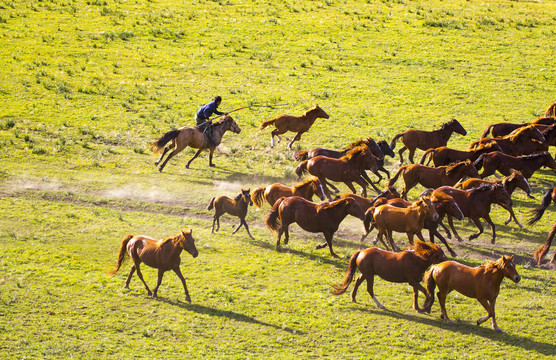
[473,153,486,170]
[331,250,360,296]
[363,208,376,233]
[534,222,556,265]
[259,118,276,130]
[106,235,133,276]
[207,197,216,211]
[423,266,438,312]
[528,188,554,225]
[293,150,308,161]
[151,129,180,153]
[419,148,435,165]
[295,160,309,179]
[387,166,405,187]
[252,188,266,208]
[264,197,284,232]
[479,124,495,139]
[389,132,404,150]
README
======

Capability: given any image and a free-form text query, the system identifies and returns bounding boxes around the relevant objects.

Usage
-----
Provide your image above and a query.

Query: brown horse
[152,115,241,172]
[252,178,326,208]
[469,125,547,156]
[331,241,447,312]
[419,142,501,167]
[259,105,329,149]
[107,230,199,302]
[473,151,556,179]
[534,222,556,265]
[390,118,467,164]
[479,118,556,140]
[434,184,516,244]
[334,186,402,213]
[295,146,378,200]
[387,160,480,199]
[364,197,439,251]
[208,189,254,240]
[263,196,364,258]
[424,256,521,332]
[528,187,556,225]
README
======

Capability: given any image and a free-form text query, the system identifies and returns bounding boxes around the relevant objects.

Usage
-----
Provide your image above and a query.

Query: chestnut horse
[434,184,517,244]
[259,105,329,149]
[152,115,241,172]
[331,241,447,312]
[390,118,467,164]
[208,189,254,240]
[528,187,556,225]
[252,177,326,208]
[334,186,402,213]
[387,160,480,199]
[473,151,556,179]
[534,222,556,265]
[418,142,501,167]
[479,118,556,139]
[107,230,199,302]
[295,146,378,200]
[469,125,547,156]
[364,197,439,251]
[263,196,364,258]
[424,256,521,332]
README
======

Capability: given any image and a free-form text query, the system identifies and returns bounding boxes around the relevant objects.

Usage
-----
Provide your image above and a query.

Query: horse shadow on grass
[156,297,304,335]
[352,306,556,356]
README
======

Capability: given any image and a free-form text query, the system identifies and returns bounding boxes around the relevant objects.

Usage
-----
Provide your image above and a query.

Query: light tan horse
[151,115,241,172]
[252,177,326,208]
[259,105,329,149]
[107,230,199,302]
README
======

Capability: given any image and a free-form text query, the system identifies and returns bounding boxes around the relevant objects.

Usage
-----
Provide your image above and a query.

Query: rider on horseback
[196,96,227,146]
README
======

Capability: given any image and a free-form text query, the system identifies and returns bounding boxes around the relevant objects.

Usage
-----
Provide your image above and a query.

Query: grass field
[1,0,555,358]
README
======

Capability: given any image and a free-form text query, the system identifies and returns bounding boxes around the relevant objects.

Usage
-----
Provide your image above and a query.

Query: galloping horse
[207,189,254,240]
[418,142,501,167]
[263,196,364,258]
[479,118,556,140]
[259,105,329,149]
[534,222,556,265]
[528,187,556,225]
[434,184,517,244]
[387,160,480,199]
[473,151,556,179]
[390,118,467,164]
[295,146,378,200]
[331,241,447,312]
[107,230,199,302]
[364,197,439,251]
[152,115,241,172]
[252,177,326,208]
[469,125,547,156]
[424,256,521,332]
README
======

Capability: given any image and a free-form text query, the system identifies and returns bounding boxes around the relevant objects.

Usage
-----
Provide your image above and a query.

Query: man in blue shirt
[196,96,227,146]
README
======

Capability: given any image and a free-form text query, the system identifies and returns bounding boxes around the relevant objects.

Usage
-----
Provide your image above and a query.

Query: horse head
[540,151,556,171]
[418,196,439,222]
[431,192,463,220]
[377,140,395,158]
[311,178,327,201]
[180,230,199,258]
[506,170,532,198]
[448,118,467,136]
[500,255,521,283]
[241,189,253,206]
[491,183,513,209]
[220,115,241,134]
[343,197,365,220]
[310,105,330,119]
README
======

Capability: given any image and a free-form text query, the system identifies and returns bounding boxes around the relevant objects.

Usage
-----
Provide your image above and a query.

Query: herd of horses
[109,102,556,332]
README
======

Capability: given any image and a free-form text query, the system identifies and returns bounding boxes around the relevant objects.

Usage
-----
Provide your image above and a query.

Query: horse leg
[319,178,335,200]
[360,222,375,243]
[476,297,501,332]
[353,177,370,198]
[134,263,152,296]
[447,215,463,242]
[283,227,290,245]
[387,230,400,252]
[208,147,216,167]
[158,148,181,172]
[439,221,452,239]
[366,275,385,309]
[398,146,407,165]
[430,227,457,257]
[211,215,218,233]
[326,180,341,194]
[242,219,255,240]
[124,265,136,289]
[319,232,339,258]
[437,290,453,323]
[270,129,284,147]
[483,215,496,244]
[350,274,365,302]
[173,266,192,303]
[411,283,429,313]
[287,132,303,150]
[408,148,417,164]
[468,217,484,241]
[378,167,390,179]
[152,269,165,298]
[186,148,204,168]
[362,171,381,194]
[503,205,523,228]
[154,146,170,166]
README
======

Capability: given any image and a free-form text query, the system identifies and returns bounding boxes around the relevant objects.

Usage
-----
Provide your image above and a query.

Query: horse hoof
[185,296,191,303]
[210,164,215,167]
[450,251,457,258]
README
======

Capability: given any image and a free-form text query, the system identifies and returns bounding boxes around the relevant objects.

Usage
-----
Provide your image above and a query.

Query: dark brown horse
[528,187,556,225]
[107,230,199,302]
[387,160,480,199]
[434,184,517,244]
[364,197,439,251]
[263,196,364,258]
[419,142,501,167]
[151,115,241,172]
[331,241,447,312]
[252,178,326,208]
[473,151,556,179]
[208,189,254,239]
[469,125,547,156]
[259,105,329,149]
[390,118,467,164]
[295,146,378,200]
[534,222,556,265]
[479,118,556,139]
[424,256,521,332]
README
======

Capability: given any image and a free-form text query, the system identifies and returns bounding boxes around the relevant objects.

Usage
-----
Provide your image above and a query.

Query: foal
[208,189,254,239]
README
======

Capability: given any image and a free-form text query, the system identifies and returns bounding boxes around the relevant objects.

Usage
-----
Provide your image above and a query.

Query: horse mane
[213,115,231,126]
[474,142,499,152]
[469,183,497,194]
[294,177,318,190]
[505,169,523,182]
[409,240,441,259]
[343,137,372,151]
[377,139,388,147]
[159,233,182,247]
[444,160,470,175]
[233,192,243,201]
[483,257,506,271]
[341,146,368,161]
[507,124,539,140]
[431,191,453,203]
[304,105,320,117]
[440,118,458,130]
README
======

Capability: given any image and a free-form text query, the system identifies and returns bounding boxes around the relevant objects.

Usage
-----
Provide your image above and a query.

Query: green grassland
[1,0,555,358]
